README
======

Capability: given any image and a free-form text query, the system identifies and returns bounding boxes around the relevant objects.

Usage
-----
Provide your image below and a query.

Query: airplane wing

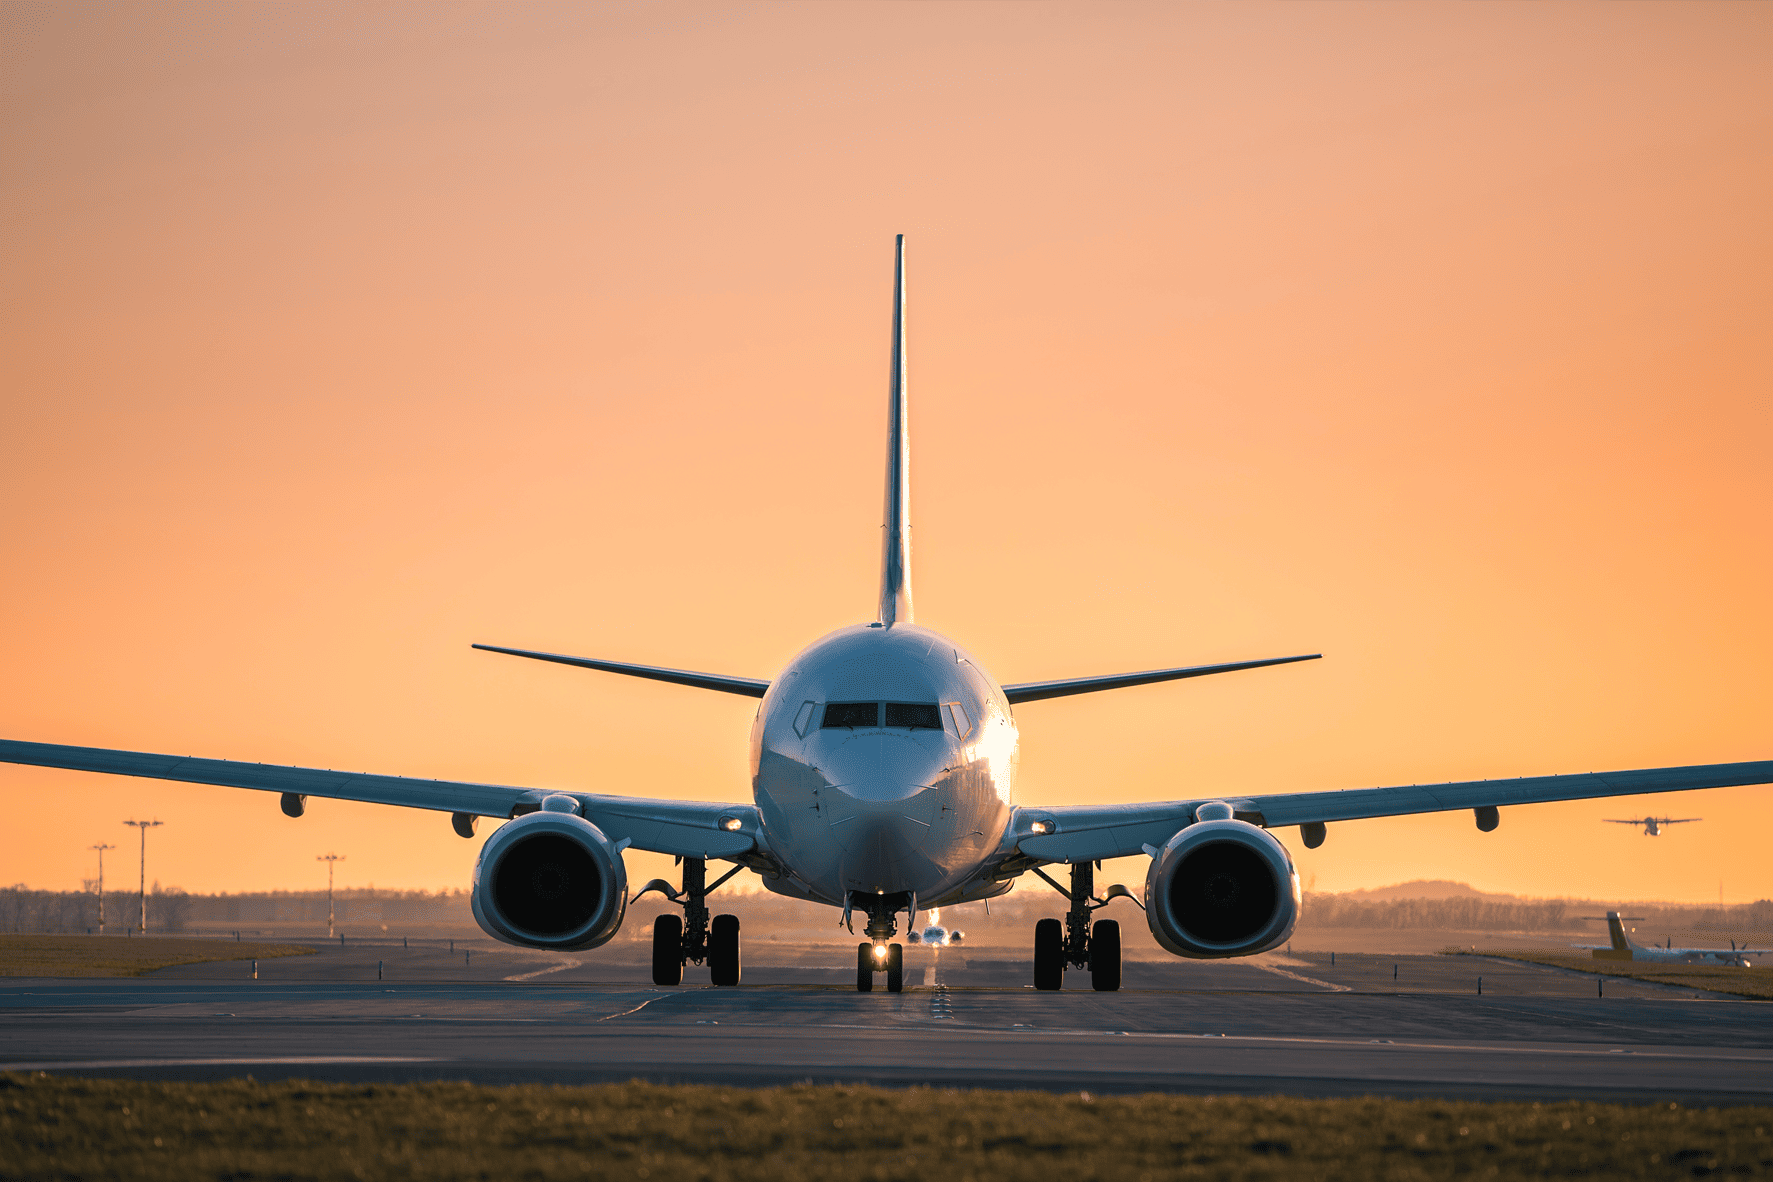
[0,738,757,860]
[472,644,770,698]
[1014,759,1773,863]
[1002,654,1320,704]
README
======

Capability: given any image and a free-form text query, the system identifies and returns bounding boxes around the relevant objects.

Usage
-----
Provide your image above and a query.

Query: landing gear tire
[856,942,874,992]
[709,913,741,986]
[652,914,684,986]
[1034,917,1064,991]
[1090,919,1121,992]
[885,942,904,993]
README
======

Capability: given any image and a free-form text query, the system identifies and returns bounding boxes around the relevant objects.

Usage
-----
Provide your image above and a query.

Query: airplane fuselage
[750,622,1018,909]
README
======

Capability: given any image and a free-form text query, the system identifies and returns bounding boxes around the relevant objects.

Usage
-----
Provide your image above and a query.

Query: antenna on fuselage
[879,234,914,628]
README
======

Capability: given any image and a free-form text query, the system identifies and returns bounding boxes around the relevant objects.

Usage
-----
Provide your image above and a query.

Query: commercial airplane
[1580,912,1762,967]
[3,237,1770,995]
[1604,816,1701,836]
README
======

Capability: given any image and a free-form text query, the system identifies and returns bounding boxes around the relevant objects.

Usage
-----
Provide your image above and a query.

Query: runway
[4,940,1768,1104]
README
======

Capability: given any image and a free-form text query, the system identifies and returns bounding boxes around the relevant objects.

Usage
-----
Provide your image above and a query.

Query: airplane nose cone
[819,731,955,887]
[825,732,949,803]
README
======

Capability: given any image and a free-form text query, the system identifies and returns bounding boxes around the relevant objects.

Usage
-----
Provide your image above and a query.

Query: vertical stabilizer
[1606,912,1635,953]
[879,235,914,626]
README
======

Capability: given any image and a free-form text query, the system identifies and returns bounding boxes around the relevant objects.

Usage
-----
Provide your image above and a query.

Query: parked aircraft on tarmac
[1580,913,1762,967]
[3,238,1770,995]
[1604,816,1701,836]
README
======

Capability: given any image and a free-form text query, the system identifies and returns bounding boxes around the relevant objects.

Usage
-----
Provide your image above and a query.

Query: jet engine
[471,797,628,950]
[1145,805,1299,959]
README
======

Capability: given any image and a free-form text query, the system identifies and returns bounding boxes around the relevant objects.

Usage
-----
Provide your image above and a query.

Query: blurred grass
[0,934,315,978]
[1449,948,1773,1000]
[2,1075,1770,1181]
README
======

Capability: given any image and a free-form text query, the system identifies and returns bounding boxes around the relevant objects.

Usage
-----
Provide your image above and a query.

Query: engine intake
[471,803,627,950]
[1145,816,1299,958]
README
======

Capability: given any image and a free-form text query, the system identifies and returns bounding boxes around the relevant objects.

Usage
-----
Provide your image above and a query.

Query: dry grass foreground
[3,1076,1770,1181]
[0,934,315,978]
[1450,949,1773,1000]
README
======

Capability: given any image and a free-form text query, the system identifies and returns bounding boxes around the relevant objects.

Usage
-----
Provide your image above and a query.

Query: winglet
[879,234,913,627]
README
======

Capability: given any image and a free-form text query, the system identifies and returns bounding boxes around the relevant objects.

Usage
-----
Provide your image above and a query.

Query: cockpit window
[822,701,880,729]
[884,702,943,730]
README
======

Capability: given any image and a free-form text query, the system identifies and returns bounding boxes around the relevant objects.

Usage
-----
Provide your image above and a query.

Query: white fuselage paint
[749,622,1019,908]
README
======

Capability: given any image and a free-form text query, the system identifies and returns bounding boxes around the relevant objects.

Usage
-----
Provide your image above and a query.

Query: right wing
[472,644,770,698]
[1015,759,1773,864]
[0,738,757,860]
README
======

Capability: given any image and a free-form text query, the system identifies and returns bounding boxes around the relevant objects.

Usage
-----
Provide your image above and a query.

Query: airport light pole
[122,820,163,933]
[90,843,115,933]
[318,853,345,938]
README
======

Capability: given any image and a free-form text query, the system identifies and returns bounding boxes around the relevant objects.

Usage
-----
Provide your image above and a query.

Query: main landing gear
[852,892,907,993]
[634,857,744,986]
[1031,860,1137,992]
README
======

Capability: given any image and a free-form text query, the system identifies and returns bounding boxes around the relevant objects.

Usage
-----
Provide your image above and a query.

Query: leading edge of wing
[472,644,770,697]
[1251,761,1771,828]
[1014,758,1773,864]
[1002,653,1321,704]
[0,738,757,860]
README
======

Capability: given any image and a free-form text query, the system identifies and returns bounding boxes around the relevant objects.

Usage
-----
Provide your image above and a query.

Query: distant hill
[1332,880,1516,903]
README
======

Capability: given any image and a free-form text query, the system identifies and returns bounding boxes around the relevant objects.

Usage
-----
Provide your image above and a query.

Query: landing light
[1030,820,1052,835]
[718,816,742,832]
[873,944,887,959]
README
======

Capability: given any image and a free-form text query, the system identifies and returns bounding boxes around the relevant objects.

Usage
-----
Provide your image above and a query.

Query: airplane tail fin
[1581,911,1645,959]
[879,234,913,627]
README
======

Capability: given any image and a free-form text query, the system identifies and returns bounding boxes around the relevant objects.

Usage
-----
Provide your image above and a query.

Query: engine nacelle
[1145,814,1300,959]
[471,800,628,950]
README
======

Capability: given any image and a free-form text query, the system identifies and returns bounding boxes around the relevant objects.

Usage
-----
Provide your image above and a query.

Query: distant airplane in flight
[3,237,1771,995]
[1579,912,1761,967]
[1604,816,1702,836]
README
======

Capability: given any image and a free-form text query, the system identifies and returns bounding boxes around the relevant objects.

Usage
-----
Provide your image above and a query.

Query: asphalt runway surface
[4,938,1769,1104]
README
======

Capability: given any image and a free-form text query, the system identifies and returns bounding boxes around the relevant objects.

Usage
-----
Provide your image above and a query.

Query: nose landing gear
[1029,861,1138,991]
[855,942,904,992]
[634,857,746,986]
[852,893,907,992]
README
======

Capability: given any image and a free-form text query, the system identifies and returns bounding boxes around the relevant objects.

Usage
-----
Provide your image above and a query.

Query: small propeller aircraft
[1577,912,1761,967]
[1603,816,1702,836]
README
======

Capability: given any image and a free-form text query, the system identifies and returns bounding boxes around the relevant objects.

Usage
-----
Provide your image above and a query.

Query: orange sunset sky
[3,4,1769,906]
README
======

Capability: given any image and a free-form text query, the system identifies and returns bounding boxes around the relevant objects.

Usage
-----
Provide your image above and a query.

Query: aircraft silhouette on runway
[4,237,1770,994]
[1579,912,1761,967]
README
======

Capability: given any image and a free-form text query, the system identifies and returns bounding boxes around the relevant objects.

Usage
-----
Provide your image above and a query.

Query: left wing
[0,738,757,860]
[1014,759,1772,864]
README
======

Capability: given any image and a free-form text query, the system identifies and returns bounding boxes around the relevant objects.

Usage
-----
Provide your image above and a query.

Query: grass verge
[1447,949,1773,1000]
[0,934,315,978]
[2,1075,1770,1181]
